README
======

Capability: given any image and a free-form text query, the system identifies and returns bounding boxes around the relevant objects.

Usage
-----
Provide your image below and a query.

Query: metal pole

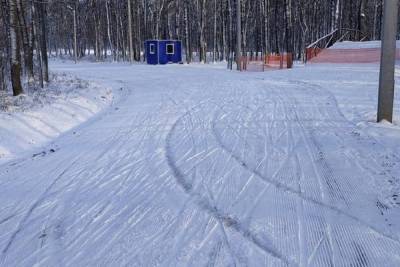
[236,0,242,71]
[377,0,398,123]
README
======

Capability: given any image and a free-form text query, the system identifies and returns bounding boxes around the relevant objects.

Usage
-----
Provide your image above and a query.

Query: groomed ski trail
[0,62,399,266]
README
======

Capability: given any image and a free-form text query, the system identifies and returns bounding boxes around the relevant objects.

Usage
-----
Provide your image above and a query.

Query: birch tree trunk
[221,0,227,61]
[359,0,368,39]
[32,2,43,88]
[334,0,341,30]
[199,0,207,63]
[236,0,242,70]
[213,0,217,62]
[106,0,114,60]
[73,7,77,63]
[184,0,191,63]
[0,4,7,92]
[127,0,134,62]
[38,1,48,83]
[285,0,294,53]
[228,0,233,69]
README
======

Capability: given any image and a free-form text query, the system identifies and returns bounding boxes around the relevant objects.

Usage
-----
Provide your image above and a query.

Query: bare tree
[38,0,49,82]
[9,0,23,96]
[128,0,134,62]
[236,0,242,70]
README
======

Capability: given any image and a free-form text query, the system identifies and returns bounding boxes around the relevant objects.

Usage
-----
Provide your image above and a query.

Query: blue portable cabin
[145,40,182,65]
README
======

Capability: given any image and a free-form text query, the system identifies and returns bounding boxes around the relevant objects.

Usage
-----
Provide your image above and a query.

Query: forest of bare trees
[0,0,400,97]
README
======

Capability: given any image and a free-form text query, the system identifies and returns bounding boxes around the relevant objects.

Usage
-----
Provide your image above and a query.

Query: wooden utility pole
[377,0,398,123]
[127,0,134,63]
[236,0,241,71]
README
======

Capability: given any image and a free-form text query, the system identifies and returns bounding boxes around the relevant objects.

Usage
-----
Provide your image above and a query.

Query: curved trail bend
[0,63,399,266]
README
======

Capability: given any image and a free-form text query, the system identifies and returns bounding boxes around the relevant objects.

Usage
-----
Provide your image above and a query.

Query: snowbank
[331,40,400,49]
[0,73,120,163]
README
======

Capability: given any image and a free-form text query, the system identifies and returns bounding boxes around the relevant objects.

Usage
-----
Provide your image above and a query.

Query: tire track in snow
[59,104,173,264]
[165,79,400,265]
[175,98,241,265]
[292,80,400,179]
[166,95,262,264]
[211,102,400,248]
[283,81,399,266]
[266,86,339,266]
[1,156,81,262]
[207,86,344,264]
[225,88,332,265]
[165,104,293,266]
[214,86,398,266]
[295,80,400,218]
[268,82,399,265]
[4,107,150,265]
[280,92,339,266]
[0,214,16,227]
[231,88,303,262]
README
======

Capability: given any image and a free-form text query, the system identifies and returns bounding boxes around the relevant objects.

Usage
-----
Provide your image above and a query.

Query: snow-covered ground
[331,40,400,49]
[0,72,121,164]
[0,61,400,266]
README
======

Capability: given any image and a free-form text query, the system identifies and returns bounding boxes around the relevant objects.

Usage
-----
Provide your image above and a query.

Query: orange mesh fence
[240,56,266,72]
[241,53,293,72]
[306,48,323,61]
[307,48,400,64]
[266,54,293,69]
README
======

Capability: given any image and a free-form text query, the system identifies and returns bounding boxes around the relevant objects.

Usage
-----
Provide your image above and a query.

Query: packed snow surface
[0,61,400,266]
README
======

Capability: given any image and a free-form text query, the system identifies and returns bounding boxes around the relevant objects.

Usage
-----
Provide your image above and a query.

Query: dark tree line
[1,0,48,96]
[1,0,400,96]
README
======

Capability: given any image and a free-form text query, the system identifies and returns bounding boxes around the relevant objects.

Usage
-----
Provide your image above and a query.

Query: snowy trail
[0,62,399,266]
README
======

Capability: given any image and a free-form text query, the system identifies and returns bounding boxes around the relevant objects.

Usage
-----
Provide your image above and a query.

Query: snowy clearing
[0,73,120,164]
[0,61,400,266]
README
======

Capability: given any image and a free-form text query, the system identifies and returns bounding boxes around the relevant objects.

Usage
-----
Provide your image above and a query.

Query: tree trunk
[73,6,77,63]
[17,0,34,84]
[38,1,49,83]
[9,0,23,96]
[213,0,217,62]
[359,0,368,40]
[236,0,242,70]
[0,4,7,92]
[199,0,207,63]
[127,0,134,62]
[106,0,114,61]
[228,0,233,69]
[285,0,293,53]
[184,1,191,63]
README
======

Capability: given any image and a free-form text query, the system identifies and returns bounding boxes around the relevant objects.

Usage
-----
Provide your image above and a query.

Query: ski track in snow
[0,62,399,266]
